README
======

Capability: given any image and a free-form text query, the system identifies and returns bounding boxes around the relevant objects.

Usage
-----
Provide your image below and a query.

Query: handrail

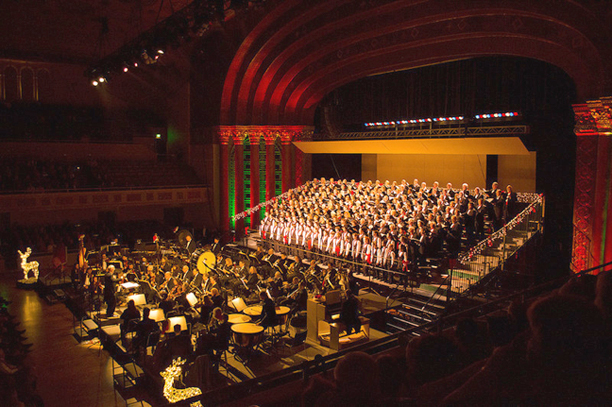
[197,259,612,406]
[421,273,451,314]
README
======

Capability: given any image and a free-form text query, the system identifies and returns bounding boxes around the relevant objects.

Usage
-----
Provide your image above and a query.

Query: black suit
[186,240,196,255]
[340,295,361,334]
[103,271,118,316]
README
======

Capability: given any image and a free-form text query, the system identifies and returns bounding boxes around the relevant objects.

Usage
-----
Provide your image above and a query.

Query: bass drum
[190,249,216,275]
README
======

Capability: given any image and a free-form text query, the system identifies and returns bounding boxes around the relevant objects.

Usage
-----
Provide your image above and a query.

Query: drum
[276,306,291,326]
[228,313,251,325]
[231,323,264,349]
[243,305,263,317]
[194,250,216,275]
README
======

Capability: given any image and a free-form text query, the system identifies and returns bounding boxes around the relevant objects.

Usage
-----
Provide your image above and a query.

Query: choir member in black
[475,198,487,241]
[446,215,462,255]
[340,290,361,335]
[103,265,119,317]
[259,291,277,328]
[493,189,506,230]
[504,184,518,221]
[486,181,500,199]
[464,202,476,244]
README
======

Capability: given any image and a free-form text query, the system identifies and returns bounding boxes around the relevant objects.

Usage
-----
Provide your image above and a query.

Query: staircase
[384,291,447,336]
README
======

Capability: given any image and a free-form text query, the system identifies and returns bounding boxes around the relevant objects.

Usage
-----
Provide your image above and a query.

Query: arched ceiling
[220,0,612,126]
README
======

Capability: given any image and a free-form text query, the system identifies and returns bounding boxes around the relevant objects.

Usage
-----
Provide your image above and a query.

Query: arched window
[21,68,34,102]
[37,69,51,102]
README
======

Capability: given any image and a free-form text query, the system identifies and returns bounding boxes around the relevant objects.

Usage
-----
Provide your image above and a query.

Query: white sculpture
[18,248,39,280]
[160,358,202,404]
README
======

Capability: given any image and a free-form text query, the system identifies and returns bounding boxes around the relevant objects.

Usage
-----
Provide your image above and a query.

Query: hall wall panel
[373,154,487,188]
[497,152,537,192]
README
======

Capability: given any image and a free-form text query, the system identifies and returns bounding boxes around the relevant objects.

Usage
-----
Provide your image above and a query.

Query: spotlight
[134,62,138,67]
[123,67,129,72]
[92,80,99,86]
[99,77,105,83]
[157,49,165,54]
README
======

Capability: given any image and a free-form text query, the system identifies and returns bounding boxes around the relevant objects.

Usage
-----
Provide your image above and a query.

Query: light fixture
[99,77,105,83]
[92,80,99,86]
[156,133,162,139]
[160,358,202,403]
[123,67,129,72]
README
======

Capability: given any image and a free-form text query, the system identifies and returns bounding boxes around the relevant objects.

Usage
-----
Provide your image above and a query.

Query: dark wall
[311,154,362,181]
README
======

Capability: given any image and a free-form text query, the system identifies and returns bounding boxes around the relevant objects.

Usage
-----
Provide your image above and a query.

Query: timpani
[276,306,291,327]
[231,323,264,349]
[228,313,252,325]
[243,305,263,318]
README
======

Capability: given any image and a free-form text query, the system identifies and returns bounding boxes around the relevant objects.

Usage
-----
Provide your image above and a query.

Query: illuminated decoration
[365,116,465,127]
[458,195,543,264]
[232,184,306,222]
[474,112,519,119]
[160,358,202,404]
[365,113,520,128]
[18,248,39,280]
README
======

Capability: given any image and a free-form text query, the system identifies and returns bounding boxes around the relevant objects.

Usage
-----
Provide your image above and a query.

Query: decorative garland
[231,185,305,221]
[458,194,543,264]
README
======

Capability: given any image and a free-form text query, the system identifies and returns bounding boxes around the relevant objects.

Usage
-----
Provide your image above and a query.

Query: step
[396,307,434,322]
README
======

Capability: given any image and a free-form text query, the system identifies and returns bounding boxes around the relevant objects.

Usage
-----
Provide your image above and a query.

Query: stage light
[157,49,165,54]
[134,62,138,67]
[156,133,162,139]
[99,77,105,83]
[123,67,129,72]
[92,80,99,86]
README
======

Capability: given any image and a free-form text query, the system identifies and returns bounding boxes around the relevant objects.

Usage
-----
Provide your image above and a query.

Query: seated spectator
[441,294,610,406]
[312,351,381,407]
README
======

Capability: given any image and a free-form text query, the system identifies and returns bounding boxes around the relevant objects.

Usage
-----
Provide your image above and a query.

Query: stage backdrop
[363,153,536,192]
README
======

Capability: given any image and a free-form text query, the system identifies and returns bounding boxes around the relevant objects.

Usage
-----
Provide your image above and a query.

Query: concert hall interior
[2,1,612,406]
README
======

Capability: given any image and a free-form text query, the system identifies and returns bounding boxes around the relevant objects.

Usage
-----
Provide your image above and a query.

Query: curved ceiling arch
[221,0,612,126]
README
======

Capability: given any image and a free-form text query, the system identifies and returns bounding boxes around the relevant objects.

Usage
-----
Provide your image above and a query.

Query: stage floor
[1,271,393,405]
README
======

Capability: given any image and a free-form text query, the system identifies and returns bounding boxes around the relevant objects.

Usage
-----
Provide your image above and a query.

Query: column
[281,132,292,192]
[233,134,245,238]
[219,133,230,236]
[572,98,612,272]
[249,133,261,229]
[265,134,276,202]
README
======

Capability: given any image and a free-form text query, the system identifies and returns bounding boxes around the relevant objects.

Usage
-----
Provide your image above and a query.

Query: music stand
[149,308,166,323]
[165,316,188,333]
[127,293,146,307]
[186,292,198,308]
[229,297,247,313]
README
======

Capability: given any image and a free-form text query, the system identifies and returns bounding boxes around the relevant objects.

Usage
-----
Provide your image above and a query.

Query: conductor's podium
[317,316,370,351]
